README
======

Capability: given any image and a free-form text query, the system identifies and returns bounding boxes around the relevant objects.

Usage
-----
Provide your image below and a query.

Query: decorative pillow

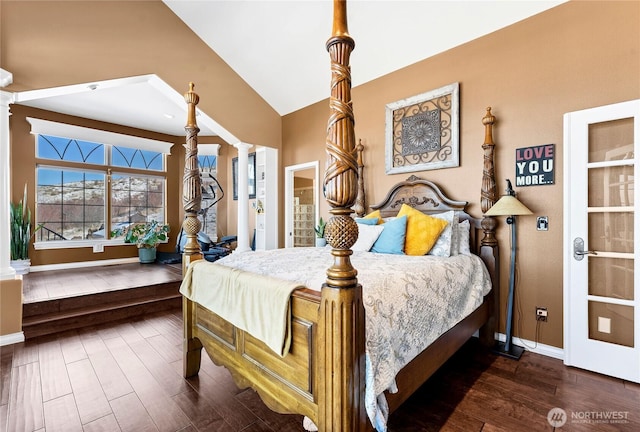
[363,210,382,224]
[450,211,463,255]
[355,217,379,226]
[352,224,385,252]
[371,215,407,254]
[397,204,449,256]
[455,219,472,255]
[428,211,458,257]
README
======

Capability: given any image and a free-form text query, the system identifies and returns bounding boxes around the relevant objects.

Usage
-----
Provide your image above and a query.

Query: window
[110,174,165,228]
[29,118,172,248]
[198,154,219,241]
[37,167,106,241]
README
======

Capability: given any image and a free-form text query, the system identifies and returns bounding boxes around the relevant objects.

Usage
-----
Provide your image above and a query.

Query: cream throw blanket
[180,260,303,357]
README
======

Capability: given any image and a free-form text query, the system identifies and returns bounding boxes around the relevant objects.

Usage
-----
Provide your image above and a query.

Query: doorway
[564,99,640,382]
[284,161,319,248]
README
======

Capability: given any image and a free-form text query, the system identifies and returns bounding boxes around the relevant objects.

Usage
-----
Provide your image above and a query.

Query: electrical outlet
[536,307,548,322]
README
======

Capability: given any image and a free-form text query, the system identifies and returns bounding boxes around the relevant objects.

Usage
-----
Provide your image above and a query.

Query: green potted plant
[111,220,170,263]
[10,184,41,275]
[314,217,327,247]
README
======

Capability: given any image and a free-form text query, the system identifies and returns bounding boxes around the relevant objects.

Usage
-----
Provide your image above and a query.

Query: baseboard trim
[0,331,25,346]
[30,257,139,272]
[496,332,564,360]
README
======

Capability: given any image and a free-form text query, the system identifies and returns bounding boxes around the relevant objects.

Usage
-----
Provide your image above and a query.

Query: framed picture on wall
[385,82,460,174]
[232,152,256,200]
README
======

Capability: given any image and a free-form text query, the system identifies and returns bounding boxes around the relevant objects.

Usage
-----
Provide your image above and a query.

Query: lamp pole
[498,180,525,359]
[503,213,521,356]
[485,179,532,359]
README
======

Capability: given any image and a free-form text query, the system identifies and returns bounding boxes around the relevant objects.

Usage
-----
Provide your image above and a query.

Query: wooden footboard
[183,288,322,421]
[184,286,494,429]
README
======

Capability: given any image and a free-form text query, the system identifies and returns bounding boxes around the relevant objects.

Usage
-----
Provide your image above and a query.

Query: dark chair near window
[174,229,237,263]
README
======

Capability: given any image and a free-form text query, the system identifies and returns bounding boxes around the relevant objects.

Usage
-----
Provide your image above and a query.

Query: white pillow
[428,211,457,257]
[352,224,385,252]
[455,219,471,255]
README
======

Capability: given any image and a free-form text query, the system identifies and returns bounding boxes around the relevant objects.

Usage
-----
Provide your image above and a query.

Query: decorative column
[479,106,500,346]
[233,142,253,253]
[0,72,24,344]
[1,87,15,280]
[181,83,203,274]
[317,1,367,431]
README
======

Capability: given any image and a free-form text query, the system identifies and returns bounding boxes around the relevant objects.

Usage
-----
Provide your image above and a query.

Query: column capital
[197,143,220,156]
[0,91,14,107]
[0,69,13,88]
[233,142,253,152]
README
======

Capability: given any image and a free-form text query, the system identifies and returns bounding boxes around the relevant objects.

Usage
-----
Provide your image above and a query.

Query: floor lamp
[485,179,533,360]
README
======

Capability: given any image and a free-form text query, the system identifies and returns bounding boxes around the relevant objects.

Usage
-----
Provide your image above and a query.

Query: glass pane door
[587,118,635,348]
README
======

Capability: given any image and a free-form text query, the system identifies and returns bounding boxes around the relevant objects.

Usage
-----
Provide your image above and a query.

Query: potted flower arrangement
[10,184,41,275]
[111,220,170,263]
[314,217,327,247]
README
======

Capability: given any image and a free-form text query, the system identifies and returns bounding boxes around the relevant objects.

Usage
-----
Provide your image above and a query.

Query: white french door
[564,99,640,382]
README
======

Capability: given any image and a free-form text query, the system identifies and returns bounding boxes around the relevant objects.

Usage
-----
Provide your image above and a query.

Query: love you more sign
[515,144,555,186]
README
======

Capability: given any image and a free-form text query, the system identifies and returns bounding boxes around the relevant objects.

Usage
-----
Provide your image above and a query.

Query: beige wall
[1,0,282,249]
[282,0,640,349]
[0,279,22,337]
[0,0,281,148]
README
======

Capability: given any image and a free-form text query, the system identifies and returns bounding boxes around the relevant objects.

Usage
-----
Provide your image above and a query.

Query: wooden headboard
[370,175,468,217]
[369,175,483,254]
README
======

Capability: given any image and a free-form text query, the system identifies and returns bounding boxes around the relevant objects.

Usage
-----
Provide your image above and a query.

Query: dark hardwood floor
[20,263,183,339]
[5,264,640,431]
[22,263,183,303]
[1,307,638,432]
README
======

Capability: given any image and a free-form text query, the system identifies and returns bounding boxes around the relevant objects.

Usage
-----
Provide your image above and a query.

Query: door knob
[573,237,597,261]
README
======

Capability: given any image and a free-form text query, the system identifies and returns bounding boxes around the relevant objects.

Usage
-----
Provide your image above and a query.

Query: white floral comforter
[211,247,492,431]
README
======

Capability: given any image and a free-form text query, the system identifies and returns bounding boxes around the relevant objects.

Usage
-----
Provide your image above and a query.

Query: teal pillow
[371,215,407,254]
[355,217,379,225]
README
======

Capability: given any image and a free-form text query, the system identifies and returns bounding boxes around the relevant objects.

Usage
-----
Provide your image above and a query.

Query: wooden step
[22,280,182,339]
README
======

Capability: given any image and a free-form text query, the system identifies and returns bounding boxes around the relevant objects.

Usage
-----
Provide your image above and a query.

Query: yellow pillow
[363,210,382,224]
[397,204,449,256]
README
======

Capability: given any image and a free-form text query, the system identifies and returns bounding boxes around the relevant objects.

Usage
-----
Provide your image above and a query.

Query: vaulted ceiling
[13,1,566,137]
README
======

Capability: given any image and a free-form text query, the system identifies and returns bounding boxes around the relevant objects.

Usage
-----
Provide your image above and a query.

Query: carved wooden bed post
[182,83,204,377]
[317,1,367,430]
[479,107,500,346]
[354,140,366,218]
[182,82,204,272]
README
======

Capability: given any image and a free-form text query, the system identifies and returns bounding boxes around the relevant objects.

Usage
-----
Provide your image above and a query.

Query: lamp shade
[484,195,533,217]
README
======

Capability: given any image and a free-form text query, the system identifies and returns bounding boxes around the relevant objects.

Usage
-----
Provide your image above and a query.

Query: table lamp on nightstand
[485,179,533,360]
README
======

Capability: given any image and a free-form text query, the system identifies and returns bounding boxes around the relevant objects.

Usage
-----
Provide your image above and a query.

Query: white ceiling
[13,75,224,138]
[13,0,565,138]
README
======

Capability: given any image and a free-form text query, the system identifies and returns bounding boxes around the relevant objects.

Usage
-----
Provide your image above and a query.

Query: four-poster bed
[179,1,500,431]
